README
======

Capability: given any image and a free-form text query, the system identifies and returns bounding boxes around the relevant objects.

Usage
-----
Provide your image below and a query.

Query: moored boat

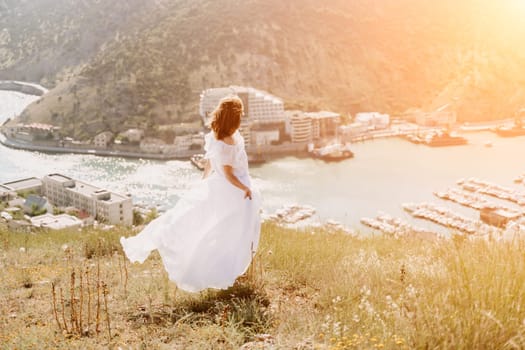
[310,143,354,162]
[493,125,525,137]
[424,131,467,147]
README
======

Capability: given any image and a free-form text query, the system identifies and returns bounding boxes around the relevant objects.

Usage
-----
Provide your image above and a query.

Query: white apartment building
[200,86,285,123]
[288,111,341,143]
[239,119,252,146]
[42,174,133,226]
[288,111,313,143]
[199,86,285,146]
[3,177,43,195]
[355,112,390,129]
[0,185,15,202]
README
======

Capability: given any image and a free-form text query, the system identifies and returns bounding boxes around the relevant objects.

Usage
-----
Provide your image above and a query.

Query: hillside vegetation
[0,0,153,85]
[1,222,525,349]
[6,0,525,139]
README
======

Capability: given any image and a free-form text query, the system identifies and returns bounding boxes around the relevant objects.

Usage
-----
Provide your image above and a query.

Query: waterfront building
[288,111,341,143]
[2,123,59,141]
[140,137,166,154]
[355,112,390,129]
[0,184,15,202]
[200,86,285,123]
[93,131,114,148]
[338,122,369,141]
[200,86,285,146]
[289,111,313,143]
[42,174,133,226]
[251,128,280,146]
[30,213,83,230]
[239,119,252,146]
[2,177,43,195]
[119,129,144,143]
[173,134,205,153]
[412,104,457,127]
[305,111,341,140]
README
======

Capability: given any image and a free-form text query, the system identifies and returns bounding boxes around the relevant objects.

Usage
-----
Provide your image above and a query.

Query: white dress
[120,131,261,292]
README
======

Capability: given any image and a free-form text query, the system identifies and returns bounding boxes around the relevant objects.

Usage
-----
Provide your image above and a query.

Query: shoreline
[0,80,47,96]
[0,132,311,162]
[0,132,202,161]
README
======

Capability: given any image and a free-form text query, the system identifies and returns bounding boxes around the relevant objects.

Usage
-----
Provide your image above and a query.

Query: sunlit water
[2,90,525,233]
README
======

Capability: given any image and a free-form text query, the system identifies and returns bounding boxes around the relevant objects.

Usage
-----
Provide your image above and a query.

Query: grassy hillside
[1,222,525,349]
[9,0,525,139]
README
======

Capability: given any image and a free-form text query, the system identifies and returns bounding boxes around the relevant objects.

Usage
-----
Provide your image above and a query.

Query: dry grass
[1,222,525,349]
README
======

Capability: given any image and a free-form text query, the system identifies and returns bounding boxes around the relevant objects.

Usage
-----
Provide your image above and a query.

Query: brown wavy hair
[210,95,244,140]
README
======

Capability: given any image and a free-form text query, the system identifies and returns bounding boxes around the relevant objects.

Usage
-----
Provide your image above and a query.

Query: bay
[1,90,525,233]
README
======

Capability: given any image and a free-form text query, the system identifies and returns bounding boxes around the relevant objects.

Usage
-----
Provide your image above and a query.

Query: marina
[402,202,501,237]
[360,213,438,239]
[265,204,316,225]
[433,187,496,210]
[458,178,525,205]
[4,90,525,235]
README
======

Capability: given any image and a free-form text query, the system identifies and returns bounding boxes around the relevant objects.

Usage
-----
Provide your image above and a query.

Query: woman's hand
[223,165,252,200]
[243,186,252,200]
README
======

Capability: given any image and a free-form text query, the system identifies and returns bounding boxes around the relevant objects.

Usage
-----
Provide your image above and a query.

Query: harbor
[4,89,525,235]
[359,176,525,240]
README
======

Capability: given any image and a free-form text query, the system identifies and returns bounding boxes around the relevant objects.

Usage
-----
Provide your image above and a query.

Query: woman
[120,95,261,292]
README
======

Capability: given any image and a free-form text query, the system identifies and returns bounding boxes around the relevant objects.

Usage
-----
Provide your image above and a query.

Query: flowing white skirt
[120,173,261,292]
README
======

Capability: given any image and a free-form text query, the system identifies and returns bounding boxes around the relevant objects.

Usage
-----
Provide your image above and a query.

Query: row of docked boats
[360,213,437,239]
[361,176,525,239]
[402,202,500,236]
[434,187,523,216]
[458,178,525,206]
[433,187,495,210]
[265,204,316,225]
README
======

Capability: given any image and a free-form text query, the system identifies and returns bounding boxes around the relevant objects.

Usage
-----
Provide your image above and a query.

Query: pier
[402,202,500,237]
[360,213,438,239]
[458,178,525,206]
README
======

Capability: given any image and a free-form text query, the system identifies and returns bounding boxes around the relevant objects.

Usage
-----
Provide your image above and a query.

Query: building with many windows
[199,86,285,146]
[0,185,15,202]
[288,111,341,143]
[305,111,341,140]
[42,174,132,226]
[288,111,313,143]
[2,177,43,195]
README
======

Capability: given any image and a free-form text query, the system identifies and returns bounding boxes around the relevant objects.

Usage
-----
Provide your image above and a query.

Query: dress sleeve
[220,145,236,166]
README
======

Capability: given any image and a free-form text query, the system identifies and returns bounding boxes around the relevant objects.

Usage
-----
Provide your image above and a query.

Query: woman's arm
[202,159,212,179]
[223,165,252,200]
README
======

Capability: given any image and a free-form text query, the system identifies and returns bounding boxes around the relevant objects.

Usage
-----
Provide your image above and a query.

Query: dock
[402,202,500,236]
[458,178,525,206]
[360,213,438,239]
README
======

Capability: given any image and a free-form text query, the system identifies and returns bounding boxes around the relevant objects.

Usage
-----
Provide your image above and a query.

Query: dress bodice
[204,131,249,179]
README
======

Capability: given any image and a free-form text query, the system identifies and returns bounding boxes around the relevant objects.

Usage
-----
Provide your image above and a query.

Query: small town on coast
[3,83,525,165]
[2,83,525,237]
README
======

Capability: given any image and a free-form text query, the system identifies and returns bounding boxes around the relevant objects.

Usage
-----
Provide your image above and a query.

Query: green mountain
[6,0,525,139]
[0,0,153,84]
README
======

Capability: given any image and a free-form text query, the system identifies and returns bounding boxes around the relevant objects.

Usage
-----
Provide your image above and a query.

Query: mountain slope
[11,0,525,139]
[0,0,154,85]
